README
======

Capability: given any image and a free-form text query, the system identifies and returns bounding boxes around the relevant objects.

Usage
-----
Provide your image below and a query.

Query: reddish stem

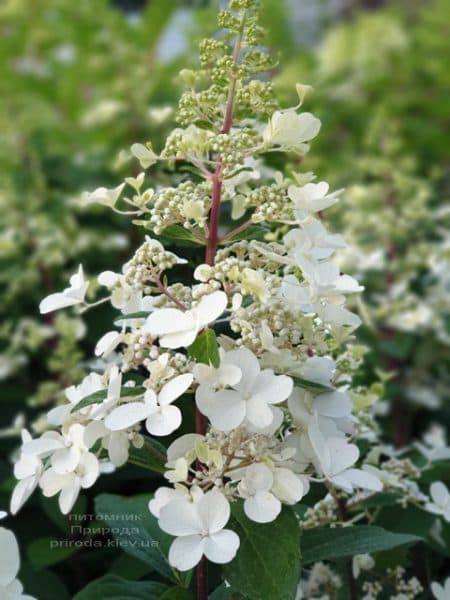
[196,557,208,600]
[196,25,244,600]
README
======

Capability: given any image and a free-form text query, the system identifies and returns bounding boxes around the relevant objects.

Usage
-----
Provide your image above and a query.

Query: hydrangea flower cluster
[7,0,416,592]
[8,0,384,573]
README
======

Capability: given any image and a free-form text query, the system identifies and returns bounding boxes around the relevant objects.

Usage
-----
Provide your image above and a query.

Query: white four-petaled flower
[158,488,240,571]
[196,348,293,432]
[105,374,193,437]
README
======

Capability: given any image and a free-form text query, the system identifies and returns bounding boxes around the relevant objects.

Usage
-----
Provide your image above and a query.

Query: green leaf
[20,564,70,600]
[360,492,401,509]
[187,328,220,367]
[128,436,167,474]
[73,575,168,600]
[71,386,145,413]
[224,503,301,600]
[160,588,195,600]
[302,525,421,564]
[110,553,152,580]
[375,504,449,556]
[292,377,334,393]
[94,494,178,584]
[222,224,269,244]
[27,537,77,569]
[158,224,205,246]
[209,584,236,599]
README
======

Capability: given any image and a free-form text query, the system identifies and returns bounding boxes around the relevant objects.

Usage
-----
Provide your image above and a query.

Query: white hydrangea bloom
[0,526,35,599]
[105,374,193,437]
[158,489,240,571]
[196,348,293,431]
[263,110,321,153]
[431,577,450,600]
[425,482,450,522]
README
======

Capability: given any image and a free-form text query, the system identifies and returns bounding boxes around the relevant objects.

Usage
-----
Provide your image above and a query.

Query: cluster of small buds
[197,255,247,284]
[229,0,258,11]
[301,562,343,599]
[176,88,225,126]
[191,279,222,300]
[215,240,250,263]
[211,55,245,86]
[164,282,193,306]
[121,331,156,372]
[199,38,227,67]
[387,567,423,599]
[235,80,277,118]
[302,497,338,529]
[383,457,421,480]
[123,239,181,290]
[144,352,190,390]
[231,302,328,356]
[247,241,290,273]
[362,580,383,600]
[241,49,276,76]
[217,9,241,31]
[148,181,211,234]
[336,344,370,375]
[247,184,292,223]
[212,128,261,169]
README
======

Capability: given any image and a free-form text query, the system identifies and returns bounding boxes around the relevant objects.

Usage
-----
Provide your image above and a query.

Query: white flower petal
[272,468,305,504]
[245,396,274,430]
[108,432,129,467]
[159,499,202,536]
[98,270,120,287]
[22,436,64,457]
[431,481,450,507]
[167,434,204,466]
[59,479,81,514]
[328,438,359,475]
[342,468,383,492]
[314,391,352,419]
[146,405,182,437]
[244,492,281,523]
[39,292,80,314]
[224,348,260,389]
[51,446,81,475]
[144,309,194,337]
[95,331,123,357]
[105,402,151,431]
[168,535,205,571]
[158,374,193,406]
[79,453,100,488]
[204,530,240,564]
[196,291,227,327]
[196,389,246,432]
[252,371,293,405]
[197,490,230,534]
[0,527,20,586]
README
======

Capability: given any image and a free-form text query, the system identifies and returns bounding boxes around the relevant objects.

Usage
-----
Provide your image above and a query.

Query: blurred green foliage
[0,0,186,422]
